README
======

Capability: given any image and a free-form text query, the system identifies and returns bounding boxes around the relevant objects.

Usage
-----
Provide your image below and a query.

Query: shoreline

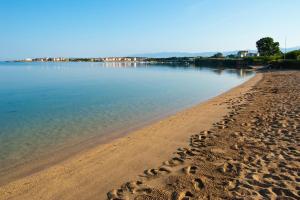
[0,100,206,186]
[0,73,262,200]
[0,73,255,186]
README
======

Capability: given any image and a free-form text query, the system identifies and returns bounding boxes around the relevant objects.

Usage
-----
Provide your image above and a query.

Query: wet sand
[2,71,297,199]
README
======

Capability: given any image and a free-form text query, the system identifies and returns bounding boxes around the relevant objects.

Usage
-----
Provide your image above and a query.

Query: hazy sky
[0,0,299,60]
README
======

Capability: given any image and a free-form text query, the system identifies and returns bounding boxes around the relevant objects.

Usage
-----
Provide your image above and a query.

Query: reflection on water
[94,62,254,78]
[209,68,254,78]
[0,62,254,173]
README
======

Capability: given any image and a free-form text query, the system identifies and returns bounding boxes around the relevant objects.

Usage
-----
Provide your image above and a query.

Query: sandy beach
[1,71,299,200]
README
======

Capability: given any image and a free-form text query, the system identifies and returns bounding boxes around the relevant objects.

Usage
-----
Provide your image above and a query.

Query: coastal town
[16,50,259,63]
[19,57,145,62]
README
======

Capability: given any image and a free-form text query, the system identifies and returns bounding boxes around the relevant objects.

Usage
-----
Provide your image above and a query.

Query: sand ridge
[108,71,300,200]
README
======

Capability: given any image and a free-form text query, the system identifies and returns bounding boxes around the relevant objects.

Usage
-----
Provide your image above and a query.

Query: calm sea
[0,62,254,175]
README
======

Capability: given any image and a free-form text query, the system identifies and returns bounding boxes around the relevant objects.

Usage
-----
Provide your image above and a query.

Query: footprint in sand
[182,166,198,175]
[193,178,205,190]
[107,188,127,200]
[143,168,159,177]
[218,162,235,173]
[163,157,185,167]
[120,181,145,194]
[171,191,194,200]
[142,166,172,178]
[107,181,153,200]
[158,166,172,174]
[176,148,197,158]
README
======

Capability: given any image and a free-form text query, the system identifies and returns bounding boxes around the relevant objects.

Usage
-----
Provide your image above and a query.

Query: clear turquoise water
[0,62,254,172]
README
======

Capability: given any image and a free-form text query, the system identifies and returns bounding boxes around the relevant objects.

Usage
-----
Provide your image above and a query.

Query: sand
[1,71,298,200]
[107,71,300,200]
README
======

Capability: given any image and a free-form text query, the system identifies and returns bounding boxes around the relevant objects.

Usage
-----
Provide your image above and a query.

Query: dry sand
[1,71,298,200]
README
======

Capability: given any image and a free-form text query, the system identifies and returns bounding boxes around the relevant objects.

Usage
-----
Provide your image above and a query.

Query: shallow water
[0,62,254,172]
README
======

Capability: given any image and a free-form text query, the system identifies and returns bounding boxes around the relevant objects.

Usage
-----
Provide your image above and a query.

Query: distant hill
[131,50,256,58]
[282,46,300,52]
[130,46,300,58]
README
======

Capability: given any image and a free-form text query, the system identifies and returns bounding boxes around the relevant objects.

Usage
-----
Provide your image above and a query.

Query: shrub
[270,59,300,69]
[285,50,300,60]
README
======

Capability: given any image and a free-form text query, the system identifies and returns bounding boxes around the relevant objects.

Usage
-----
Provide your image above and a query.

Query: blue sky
[0,0,299,60]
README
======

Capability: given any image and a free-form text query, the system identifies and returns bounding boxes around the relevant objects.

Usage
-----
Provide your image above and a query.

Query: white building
[237,51,249,58]
[237,51,259,58]
[24,58,32,62]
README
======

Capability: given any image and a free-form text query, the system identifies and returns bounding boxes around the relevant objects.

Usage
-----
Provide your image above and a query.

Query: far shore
[0,72,261,200]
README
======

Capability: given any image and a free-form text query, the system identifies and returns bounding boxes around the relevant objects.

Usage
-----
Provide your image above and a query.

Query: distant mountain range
[131,46,300,58]
[282,46,300,52]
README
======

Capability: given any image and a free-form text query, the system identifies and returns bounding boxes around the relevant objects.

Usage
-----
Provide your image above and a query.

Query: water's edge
[0,73,256,186]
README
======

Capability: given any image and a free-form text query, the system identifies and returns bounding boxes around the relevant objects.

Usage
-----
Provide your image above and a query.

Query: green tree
[211,52,224,58]
[226,54,236,59]
[285,50,300,60]
[256,37,281,56]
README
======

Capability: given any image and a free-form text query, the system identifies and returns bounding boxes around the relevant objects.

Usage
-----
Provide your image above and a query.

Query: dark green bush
[285,50,300,60]
[270,59,300,69]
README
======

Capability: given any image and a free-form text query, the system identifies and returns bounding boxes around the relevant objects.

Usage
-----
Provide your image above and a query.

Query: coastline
[0,73,262,200]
